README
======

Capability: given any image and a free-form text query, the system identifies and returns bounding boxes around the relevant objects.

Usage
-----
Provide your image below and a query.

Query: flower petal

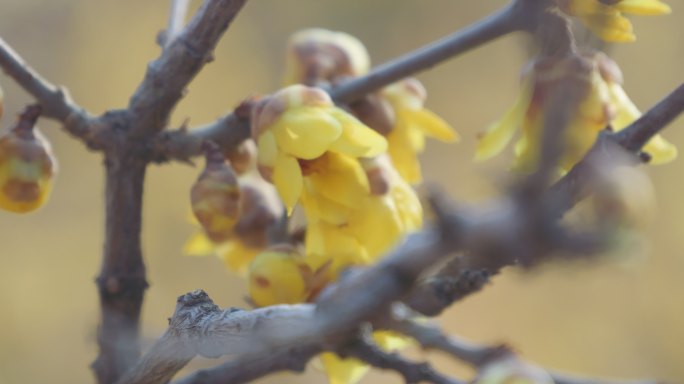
[272,152,303,214]
[475,80,533,162]
[327,107,388,158]
[183,232,216,256]
[643,134,677,165]
[614,0,671,15]
[271,107,342,160]
[408,109,459,142]
[256,131,278,167]
[319,353,369,384]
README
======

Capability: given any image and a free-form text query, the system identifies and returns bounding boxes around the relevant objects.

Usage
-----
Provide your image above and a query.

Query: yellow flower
[247,246,312,307]
[283,28,370,86]
[320,331,410,384]
[475,51,676,172]
[381,78,459,183]
[252,85,387,213]
[185,231,262,274]
[0,105,56,213]
[560,0,671,42]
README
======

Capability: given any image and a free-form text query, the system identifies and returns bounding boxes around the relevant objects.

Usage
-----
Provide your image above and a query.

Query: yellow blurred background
[0,1,683,383]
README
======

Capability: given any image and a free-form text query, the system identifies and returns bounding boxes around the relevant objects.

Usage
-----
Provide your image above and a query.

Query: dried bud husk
[190,142,240,243]
[0,105,57,213]
[224,139,257,175]
[359,156,391,196]
[348,93,396,136]
[232,175,284,249]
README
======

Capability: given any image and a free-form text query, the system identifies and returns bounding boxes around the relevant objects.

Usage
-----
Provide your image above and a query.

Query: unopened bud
[474,357,553,384]
[248,245,312,307]
[0,105,57,213]
[190,142,240,243]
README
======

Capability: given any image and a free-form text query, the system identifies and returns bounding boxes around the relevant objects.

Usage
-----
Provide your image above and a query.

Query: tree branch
[0,37,105,147]
[393,320,660,384]
[150,0,547,162]
[160,0,192,50]
[171,346,321,384]
[343,331,463,384]
[128,0,248,136]
[548,81,684,216]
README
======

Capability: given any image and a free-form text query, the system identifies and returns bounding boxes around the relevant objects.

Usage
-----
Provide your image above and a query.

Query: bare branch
[151,0,544,162]
[343,331,464,384]
[394,320,660,384]
[328,2,521,104]
[0,37,104,146]
[128,0,248,135]
[171,346,320,384]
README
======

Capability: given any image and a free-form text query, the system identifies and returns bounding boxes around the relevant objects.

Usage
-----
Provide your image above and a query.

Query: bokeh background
[0,1,682,383]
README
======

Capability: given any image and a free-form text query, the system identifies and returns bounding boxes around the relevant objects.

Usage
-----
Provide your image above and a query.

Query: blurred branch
[0,37,106,147]
[392,320,660,384]
[128,0,248,136]
[171,346,321,384]
[159,0,192,49]
[549,81,684,216]
[343,330,463,384]
[150,0,549,162]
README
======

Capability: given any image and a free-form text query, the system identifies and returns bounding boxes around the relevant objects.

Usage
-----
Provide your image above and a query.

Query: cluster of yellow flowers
[476,0,676,172]
[0,99,57,214]
[559,0,671,42]
[187,29,458,383]
[186,4,677,382]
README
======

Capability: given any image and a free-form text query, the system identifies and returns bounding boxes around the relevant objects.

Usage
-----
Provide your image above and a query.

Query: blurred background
[0,1,682,383]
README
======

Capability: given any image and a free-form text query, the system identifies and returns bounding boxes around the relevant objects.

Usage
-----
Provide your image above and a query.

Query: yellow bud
[190,142,240,243]
[0,105,57,213]
[247,245,312,307]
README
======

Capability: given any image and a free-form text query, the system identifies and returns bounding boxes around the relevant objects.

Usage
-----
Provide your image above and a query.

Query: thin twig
[0,37,102,145]
[161,0,192,49]
[344,331,464,384]
[128,0,248,136]
[150,0,545,162]
[393,320,660,384]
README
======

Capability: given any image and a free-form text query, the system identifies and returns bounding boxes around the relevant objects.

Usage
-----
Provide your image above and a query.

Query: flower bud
[190,141,240,243]
[247,245,312,307]
[224,139,257,175]
[283,28,370,86]
[0,105,57,213]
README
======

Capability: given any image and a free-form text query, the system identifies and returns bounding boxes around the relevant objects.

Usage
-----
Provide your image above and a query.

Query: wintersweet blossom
[475,51,676,172]
[559,0,671,42]
[381,78,459,183]
[252,85,387,213]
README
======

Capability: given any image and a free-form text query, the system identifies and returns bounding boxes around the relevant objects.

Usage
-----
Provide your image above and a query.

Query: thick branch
[128,0,247,135]
[0,37,103,146]
[93,153,149,384]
